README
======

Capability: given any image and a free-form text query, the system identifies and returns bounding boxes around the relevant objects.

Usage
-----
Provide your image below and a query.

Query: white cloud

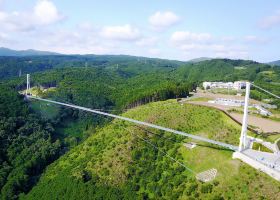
[0,32,13,45]
[244,35,269,44]
[215,50,249,59]
[170,30,250,60]
[34,0,63,25]
[171,31,212,43]
[0,0,63,32]
[100,24,141,41]
[148,48,160,55]
[221,36,235,42]
[259,10,280,29]
[35,28,116,55]
[77,22,95,31]
[149,11,180,30]
[0,11,33,31]
[0,0,3,9]
[180,44,225,51]
[0,11,7,21]
[135,36,158,47]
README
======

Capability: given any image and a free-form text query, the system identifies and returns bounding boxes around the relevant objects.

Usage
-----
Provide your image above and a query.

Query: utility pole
[238,82,250,151]
[26,74,30,95]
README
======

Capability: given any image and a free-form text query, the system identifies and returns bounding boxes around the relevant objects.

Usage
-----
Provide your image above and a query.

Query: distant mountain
[269,60,280,66]
[0,47,60,56]
[188,57,213,63]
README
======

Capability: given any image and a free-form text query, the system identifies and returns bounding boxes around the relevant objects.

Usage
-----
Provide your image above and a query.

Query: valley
[1,1,280,199]
[0,56,280,199]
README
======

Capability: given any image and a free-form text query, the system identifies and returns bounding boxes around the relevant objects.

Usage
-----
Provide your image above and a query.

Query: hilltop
[0,47,60,57]
[188,57,213,63]
[269,60,280,66]
[23,100,280,200]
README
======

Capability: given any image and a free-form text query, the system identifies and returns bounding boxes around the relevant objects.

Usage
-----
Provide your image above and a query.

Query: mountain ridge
[269,60,280,66]
[0,47,270,65]
[0,47,61,56]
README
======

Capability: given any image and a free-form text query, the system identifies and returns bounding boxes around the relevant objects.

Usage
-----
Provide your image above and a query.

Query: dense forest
[5,57,280,109]
[0,55,280,199]
[0,55,183,80]
[0,85,61,199]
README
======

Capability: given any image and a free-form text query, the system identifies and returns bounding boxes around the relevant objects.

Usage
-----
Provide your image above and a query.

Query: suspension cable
[251,83,280,100]
[41,97,127,113]
[135,125,179,143]
[126,127,196,174]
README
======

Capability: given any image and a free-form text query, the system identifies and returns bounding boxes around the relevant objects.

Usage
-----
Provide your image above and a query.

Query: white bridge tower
[26,74,30,95]
[233,81,280,181]
[238,82,250,151]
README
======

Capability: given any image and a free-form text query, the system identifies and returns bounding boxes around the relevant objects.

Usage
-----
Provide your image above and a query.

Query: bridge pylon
[238,81,250,152]
[26,74,30,96]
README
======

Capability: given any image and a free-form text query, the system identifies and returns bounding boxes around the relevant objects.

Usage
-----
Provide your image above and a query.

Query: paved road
[231,113,280,133]
[188,101,280,134]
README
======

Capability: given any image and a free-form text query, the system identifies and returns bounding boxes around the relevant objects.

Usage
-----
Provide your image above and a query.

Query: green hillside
[5,58,280,110]
[1,58,280,199]
[0,55,183,80]
[0,85,61,200]
[23,100,280,200]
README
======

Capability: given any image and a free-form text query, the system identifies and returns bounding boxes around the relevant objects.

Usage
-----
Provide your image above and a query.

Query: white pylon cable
[27,95,238,150]
[251,83,280,100]
[126,127,196,174]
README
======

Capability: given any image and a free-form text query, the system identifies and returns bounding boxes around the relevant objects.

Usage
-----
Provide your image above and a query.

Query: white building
[233,81,246,90]
[203,81,246,90]
[209,98,245,107]
[202,82,212,90]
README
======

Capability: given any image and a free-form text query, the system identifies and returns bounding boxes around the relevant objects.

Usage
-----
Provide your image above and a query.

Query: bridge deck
[27,95,238,151]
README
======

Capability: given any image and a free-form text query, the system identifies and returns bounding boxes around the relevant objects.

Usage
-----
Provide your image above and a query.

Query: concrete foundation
[233,151,280,181]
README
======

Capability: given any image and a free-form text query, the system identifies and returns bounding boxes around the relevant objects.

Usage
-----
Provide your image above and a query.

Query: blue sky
[0,0,279,62]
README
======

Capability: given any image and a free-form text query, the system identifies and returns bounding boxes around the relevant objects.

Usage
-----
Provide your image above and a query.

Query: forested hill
[7,67,194,110]
[0,57,280,199]
[23,100,280,200]
[0,55,184,80]
[0,85,61,199]
[4,57,280,109]
[269,60,280,66]
[0,47,60,57]
[0,57,192,199]
[1,55,278,82]
[176,59,270,81]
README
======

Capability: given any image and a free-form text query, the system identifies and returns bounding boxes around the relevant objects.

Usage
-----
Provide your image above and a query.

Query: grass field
[252,143,273,153]
[187,97,212,102]
[209,88,238,95]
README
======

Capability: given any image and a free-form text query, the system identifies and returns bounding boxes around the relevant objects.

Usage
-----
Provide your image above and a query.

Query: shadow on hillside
[196,143,234,152]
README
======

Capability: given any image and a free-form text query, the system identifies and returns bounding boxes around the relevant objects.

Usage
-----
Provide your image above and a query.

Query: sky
[0,0,279,62]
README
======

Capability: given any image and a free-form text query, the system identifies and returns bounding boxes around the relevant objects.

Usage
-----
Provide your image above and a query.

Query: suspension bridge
[25,75,280,181]
[26,95,238,151]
